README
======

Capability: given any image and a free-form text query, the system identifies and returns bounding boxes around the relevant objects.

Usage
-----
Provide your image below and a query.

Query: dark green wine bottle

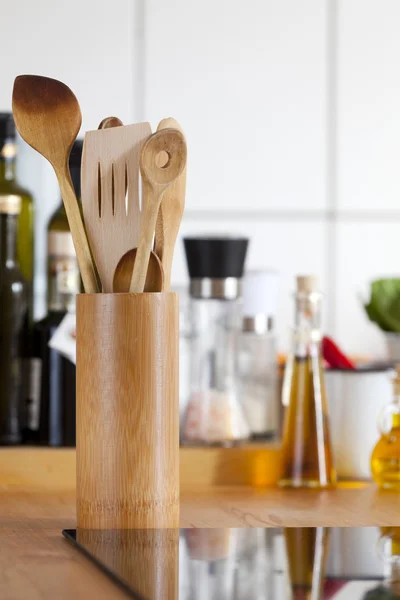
[34,140,81,446]
[0,113,34,322]
[0,195,27,444]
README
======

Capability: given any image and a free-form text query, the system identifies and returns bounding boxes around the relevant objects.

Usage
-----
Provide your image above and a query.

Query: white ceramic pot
[325,365,394,480]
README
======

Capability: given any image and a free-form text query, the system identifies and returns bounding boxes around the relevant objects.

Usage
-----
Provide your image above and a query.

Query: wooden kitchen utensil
[129,129,187,293]
[76,529,179,599]
[95,117,164,292]
[98,116,123,129]
[76,292,180,529]
[155,118,187,290]
[113,247,163,292]
[81,122,152,292]
[12,75,99,293]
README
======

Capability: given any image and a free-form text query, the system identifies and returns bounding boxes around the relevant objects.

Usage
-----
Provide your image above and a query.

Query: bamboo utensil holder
[76,292,179,529]
[76,529,179,599]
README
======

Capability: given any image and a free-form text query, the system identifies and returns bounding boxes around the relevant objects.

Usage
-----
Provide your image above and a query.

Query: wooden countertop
[1,484,400,599]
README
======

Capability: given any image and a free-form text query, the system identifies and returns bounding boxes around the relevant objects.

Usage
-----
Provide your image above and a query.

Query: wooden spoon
[113,248,163,292]
[129,129,187,293]
[98,116,123,129]
[12,75,99,293]
[155,118,187,290]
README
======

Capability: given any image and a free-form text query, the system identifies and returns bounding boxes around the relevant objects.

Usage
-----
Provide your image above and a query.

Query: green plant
[365,279,400,333]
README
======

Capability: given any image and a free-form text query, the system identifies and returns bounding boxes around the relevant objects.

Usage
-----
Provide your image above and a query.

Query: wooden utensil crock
[76,292,179,529]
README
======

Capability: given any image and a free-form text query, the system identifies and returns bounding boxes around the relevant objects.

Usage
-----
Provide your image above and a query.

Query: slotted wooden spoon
[155,118,187,290]
[12,75,99,293]
[129,129,187,293]
[81,122,152,292]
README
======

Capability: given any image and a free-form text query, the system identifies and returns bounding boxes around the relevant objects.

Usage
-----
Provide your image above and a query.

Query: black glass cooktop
[63,527,400,599]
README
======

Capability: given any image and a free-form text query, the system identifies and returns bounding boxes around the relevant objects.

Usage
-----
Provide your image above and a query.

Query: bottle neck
[0,140,17,183]
[393,393,400,428]
[292,291,322,358]
[0,214,18,267]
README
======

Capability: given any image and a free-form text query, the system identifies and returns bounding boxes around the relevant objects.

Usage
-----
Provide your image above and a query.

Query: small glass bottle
[181,236,250,446]
[240,270,280,440]
[371,365,400,490]
[0,194,27,444]
[279,275,336,488]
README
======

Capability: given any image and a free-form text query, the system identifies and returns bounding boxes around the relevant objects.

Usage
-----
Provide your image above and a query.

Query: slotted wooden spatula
[81,122,151,292]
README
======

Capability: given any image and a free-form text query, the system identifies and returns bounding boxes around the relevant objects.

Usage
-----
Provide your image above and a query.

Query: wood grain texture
[130,129,187,293]
[0,485,399,529]
[180,443,282,489]
[155,118,187,290]
[81,122,152,292]
[0,443,281,491]
[77,528,179,599]
[0,485,399,598]
[76,292,180,529]
[12,75,99,293]
[113,247,164,292]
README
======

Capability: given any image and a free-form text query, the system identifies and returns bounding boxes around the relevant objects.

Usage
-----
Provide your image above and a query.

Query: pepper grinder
[181,236,250,446]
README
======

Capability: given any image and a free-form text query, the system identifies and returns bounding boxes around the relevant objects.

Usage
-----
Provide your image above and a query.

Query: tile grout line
[182,210,400,222]
[325,0,338,335]
[132,0,146,123]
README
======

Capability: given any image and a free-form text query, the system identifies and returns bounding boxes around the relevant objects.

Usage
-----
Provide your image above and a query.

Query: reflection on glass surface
[62,527,400,600]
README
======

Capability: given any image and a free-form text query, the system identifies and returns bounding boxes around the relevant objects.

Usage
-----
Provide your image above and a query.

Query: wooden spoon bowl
[113,249,164,293]
[12,75,99,293]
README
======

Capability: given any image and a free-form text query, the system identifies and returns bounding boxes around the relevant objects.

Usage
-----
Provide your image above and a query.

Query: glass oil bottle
[284,527,330,600]
[371,365,400,490]
[279,276,336,488]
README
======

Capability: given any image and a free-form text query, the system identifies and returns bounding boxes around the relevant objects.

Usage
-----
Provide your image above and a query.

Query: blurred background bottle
[31,140,81,446]
[240,270,280,440]
[0,194,27,444]
[181,236,250,446]
[371,365,400,490]
[0,113,34,320]
[284,527,330,600]
[280,276,336,488]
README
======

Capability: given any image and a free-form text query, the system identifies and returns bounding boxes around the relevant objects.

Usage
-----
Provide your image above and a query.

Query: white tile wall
[2,0,400,356]
[337,0,400,213]
[144,0,328,212]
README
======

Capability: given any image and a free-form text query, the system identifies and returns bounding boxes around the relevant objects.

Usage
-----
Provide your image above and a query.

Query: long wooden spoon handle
[129,182,162,293]
[155,118,186,291]
[57,166,99,293]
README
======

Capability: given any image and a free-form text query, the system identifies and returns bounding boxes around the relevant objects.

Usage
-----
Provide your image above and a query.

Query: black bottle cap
[184,236,249,279]
[69,139,83,168]
[69,139,83,198]
[0,113,16,141]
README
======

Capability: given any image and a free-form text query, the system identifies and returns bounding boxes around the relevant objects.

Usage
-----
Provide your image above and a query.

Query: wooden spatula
[12,75,99,293]
[155,118,187,290]
[129,129,187,293]
[81,122,151,292]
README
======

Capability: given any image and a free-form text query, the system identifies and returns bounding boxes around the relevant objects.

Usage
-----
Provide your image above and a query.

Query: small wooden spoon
[129,129,187,293]
[12,75,98,293]
[155,118,187,290]
[113,248,163,292]
[98,116,123,129]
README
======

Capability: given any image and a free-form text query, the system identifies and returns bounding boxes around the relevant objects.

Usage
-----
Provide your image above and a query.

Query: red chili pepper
[322,336,356,369]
